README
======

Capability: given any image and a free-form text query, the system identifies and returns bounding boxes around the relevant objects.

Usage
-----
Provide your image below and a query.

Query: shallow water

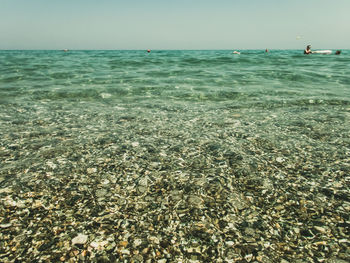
[0,50,349,261]
[1,50,349,163]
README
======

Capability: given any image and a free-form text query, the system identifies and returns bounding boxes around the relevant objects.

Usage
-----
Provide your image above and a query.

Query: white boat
[313,50,332,54]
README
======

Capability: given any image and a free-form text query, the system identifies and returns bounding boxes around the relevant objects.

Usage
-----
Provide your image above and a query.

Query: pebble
[131,142,139,147]
[87,167,97,174]
[188,195,204,208]
[314,226,326,233]
[1,98,349,262]
[133,239,142,247]
[96,189,107,197]
[225,241,234,246]
[71,234,88,245]
[0,223,12,228]
[121,249,130,255]
[0,187,12,194]
[276,157,284,163]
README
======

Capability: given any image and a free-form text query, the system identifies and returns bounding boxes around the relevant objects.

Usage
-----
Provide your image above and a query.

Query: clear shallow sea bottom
[0,50,349,262]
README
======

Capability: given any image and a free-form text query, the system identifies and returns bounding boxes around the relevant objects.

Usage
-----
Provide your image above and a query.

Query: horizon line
[0,48,347,51]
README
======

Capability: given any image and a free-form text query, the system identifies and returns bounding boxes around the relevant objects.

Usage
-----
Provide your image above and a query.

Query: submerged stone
[72,234,88,245]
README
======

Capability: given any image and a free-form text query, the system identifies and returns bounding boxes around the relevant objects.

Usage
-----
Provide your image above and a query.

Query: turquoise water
[1,50,349,158]
[1,50,350,261]
[1,50,349,107]
[1,49,350,197]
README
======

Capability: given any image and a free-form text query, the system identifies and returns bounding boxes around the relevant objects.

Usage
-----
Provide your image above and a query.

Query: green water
[1,50,349,166]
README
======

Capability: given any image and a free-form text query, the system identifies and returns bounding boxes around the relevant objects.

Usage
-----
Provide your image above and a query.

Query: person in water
[304,45,313,54]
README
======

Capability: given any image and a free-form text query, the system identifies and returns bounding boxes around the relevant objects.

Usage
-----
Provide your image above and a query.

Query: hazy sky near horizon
[1,0,349,50]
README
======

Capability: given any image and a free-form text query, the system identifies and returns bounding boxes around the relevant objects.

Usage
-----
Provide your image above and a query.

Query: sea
[1,49,349,137]
[0,50,350,261]
[1,49,350,175]
[1,49,350,173]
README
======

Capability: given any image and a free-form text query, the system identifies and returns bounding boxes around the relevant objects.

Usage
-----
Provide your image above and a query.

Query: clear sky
[1,0,349,50]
